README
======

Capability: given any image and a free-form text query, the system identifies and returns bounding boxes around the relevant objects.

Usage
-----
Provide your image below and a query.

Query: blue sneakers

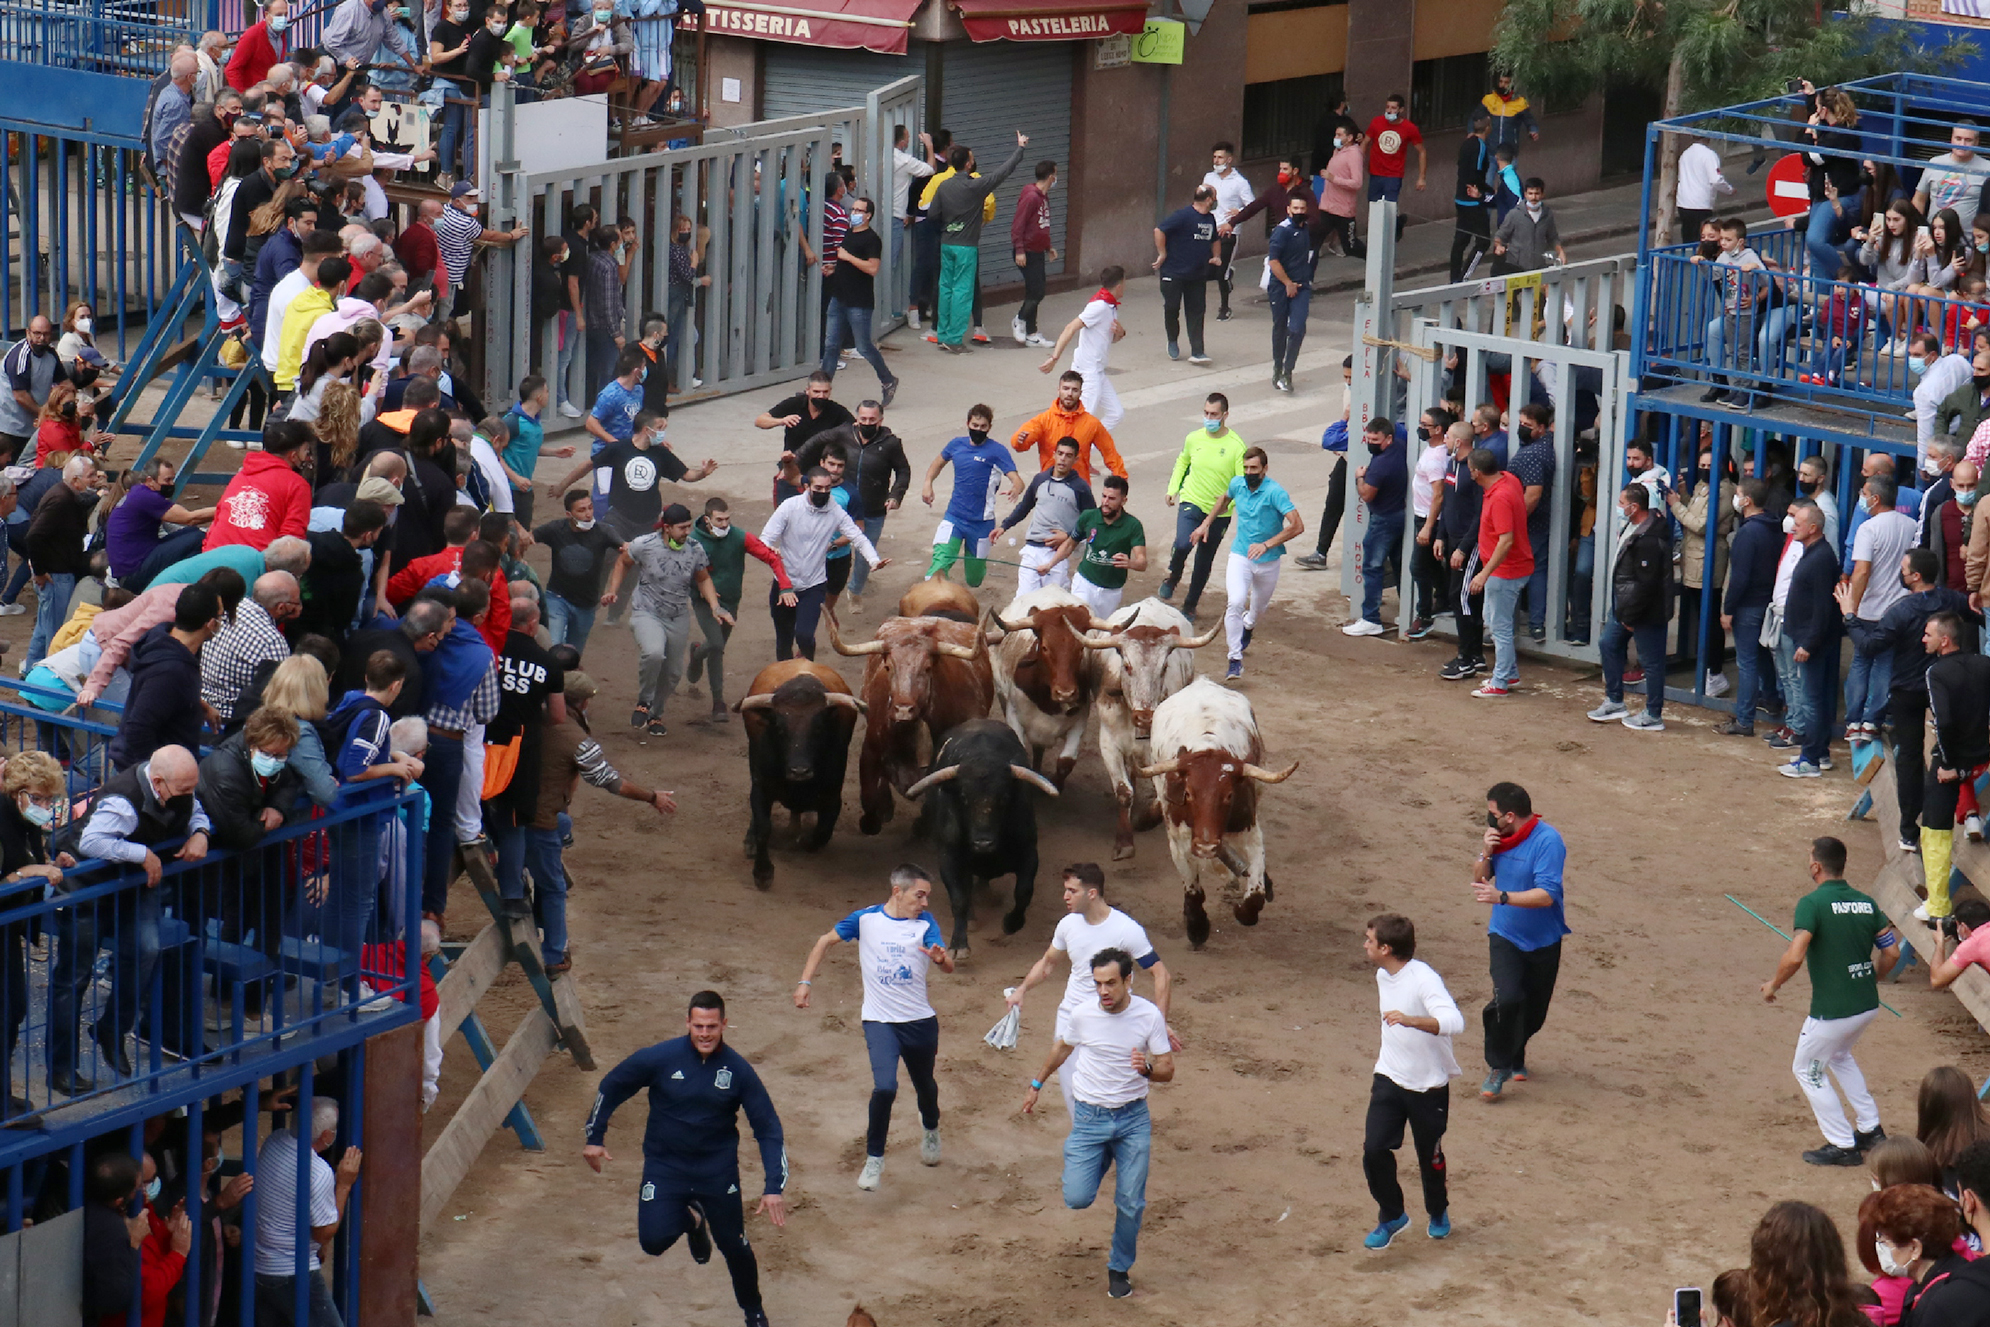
[1225,658,1243,681]
[1428,1212,1452,1239]
[1364,1214,1410,1249]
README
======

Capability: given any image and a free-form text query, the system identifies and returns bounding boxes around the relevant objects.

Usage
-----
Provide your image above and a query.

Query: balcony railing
[0,776,424,1165]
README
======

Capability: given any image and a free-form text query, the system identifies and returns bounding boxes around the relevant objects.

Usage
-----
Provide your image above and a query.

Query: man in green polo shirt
[1159,392,1247,620]
[1760,834,1899,1167]
[1058,474,1146,618]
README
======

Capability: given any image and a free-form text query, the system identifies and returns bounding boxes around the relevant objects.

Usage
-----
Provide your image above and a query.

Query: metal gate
[937,40,1071,282]
[500,74,922,402]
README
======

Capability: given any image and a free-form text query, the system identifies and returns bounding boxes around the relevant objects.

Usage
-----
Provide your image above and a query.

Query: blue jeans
[1268,284,1310,375]
[1757,304,1803,379]
[1800,650,1833,766]
[328,812,381,966]
[1731,605,1769,726]
[1063,1098,1152,1273]
[0,515,26,603]
[847,515,887,595]
[1566,533,1595,642]
[1706,313,1756,387]
[548,313,579,409]
[890,220,907,314]
[255,1269,343,1327]
[438,98,468,178]
[1809,332,1862,384]
[545,589,597,655]
[526,826,570,964]
[1359,509,1404,623]
[1524,525,1550,635]
[822,297,895,388]
[1368,176,1403,204]
[1846,641,1892,726]
[1484,575,1525,686]
[1805,199,1844,279]
[47,881,159,1076]
[1774,634,1815,747]
[26,571,75,668]
[1601,616,1669,716]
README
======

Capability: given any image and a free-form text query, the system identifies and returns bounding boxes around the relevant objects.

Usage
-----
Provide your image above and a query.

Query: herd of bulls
[735,580,1300,951]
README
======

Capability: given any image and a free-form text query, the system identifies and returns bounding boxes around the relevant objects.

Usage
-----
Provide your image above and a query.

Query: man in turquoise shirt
[1191,446,1303,680]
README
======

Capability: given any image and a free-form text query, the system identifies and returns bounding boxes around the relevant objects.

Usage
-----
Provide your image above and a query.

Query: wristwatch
[1498,890,1509,906]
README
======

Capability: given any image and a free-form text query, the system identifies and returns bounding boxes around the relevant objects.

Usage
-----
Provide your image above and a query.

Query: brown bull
[897,579,980,621]
[989,586,1110,788]
[828,611,995,834]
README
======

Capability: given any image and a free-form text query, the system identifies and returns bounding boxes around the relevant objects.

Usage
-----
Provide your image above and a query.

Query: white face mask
[1731,493,1746,516]
[573,518,596,530]
[1782,513,1797,534]
[1877,1241,1919,1277]
[75,316,92,335]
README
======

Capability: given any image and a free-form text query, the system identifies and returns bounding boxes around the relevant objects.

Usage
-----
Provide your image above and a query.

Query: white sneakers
[921,1128,942,1166]
[1012,315,1028,345]
[1587,700,1628,722]
[1704,672,1730,698]
[557,401,583,419]
[858,1156,883,1190]
[1342,619,1386,637]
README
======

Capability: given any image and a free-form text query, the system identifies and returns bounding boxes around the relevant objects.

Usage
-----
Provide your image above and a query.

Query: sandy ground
[131,251,1985,1325]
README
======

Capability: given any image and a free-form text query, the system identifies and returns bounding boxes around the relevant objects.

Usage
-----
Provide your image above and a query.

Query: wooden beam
[1868,772,1990,1033]
[360,1022,424,1327]
[419,1007,560,1236]
[551,968,593,1071]
[434,923,507,1044]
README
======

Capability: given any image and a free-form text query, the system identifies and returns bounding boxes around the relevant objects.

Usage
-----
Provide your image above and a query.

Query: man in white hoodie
[1361,912,1463,1251]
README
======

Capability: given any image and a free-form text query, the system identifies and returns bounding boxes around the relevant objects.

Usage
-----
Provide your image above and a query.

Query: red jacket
[96,1206,186,1327]
[205,450,311,552]
[384,545,513,653]
[362,940,441,1019]
[1010,183,1051,253]
[393,222,441,281]
[225,20,285,92]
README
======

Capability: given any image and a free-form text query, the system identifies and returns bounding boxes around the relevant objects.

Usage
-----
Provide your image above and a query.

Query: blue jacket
[1723,512,1782,615]
[1783,538,1842,656]
[585,1035,787,1190]
[249,225,302,346]
[111,624,204,772]
[1845,587,1980,697]
[1488,818,1571,952]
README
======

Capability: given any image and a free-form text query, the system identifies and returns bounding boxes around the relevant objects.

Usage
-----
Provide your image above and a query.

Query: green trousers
[938,245,979,346]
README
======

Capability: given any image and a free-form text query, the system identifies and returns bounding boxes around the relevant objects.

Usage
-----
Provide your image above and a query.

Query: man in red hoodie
[205,419,313,552]
[1009,159,1056,347]
[224,0,289,91]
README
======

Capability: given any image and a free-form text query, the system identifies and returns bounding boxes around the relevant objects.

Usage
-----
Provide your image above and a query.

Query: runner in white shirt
[1202,142,1256,322]
[795,863,955,1191]
[1003,864,1179,1116]
[1021,946,1175,1300]
[1041,266,1127,431]
[1359,913,1463,1250]
[1674,139,1734,239]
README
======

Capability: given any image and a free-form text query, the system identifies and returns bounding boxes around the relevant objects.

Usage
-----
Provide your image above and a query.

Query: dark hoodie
[796,422,911,521]
[195,728,305,851]
[297,528,365,644]
[1723,510,1783,615]
[110,623,203,771]
[1845,586,1981,696]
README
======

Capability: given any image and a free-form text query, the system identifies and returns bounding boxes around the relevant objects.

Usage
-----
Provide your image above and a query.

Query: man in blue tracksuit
[584,990,787,1327]
[1266,192,1316,395]
[1469,780,1569,1103]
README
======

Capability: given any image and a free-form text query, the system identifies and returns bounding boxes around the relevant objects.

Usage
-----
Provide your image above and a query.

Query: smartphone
[1675,1287,1703,1327]
[1786,79,1803,94]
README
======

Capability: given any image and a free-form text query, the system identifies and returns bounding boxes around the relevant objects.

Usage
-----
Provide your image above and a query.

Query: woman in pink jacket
[1317,128,1365,257]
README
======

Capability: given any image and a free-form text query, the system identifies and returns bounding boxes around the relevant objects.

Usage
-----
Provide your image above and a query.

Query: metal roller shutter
[937,40,1072,280]
[761,47,916,120]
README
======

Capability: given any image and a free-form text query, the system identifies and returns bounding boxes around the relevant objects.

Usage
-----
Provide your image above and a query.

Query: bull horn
[1085,615,1117,633]
[737,694,776,710]
[822,692,867,714]
[990,609,1030,633]
[826,613,886,656]
[1174,622,1223,649]
[1241,760,1300,784]
[1081,633,1121,649]
[1009,765,1061,796]
[935,639,981,660]
[903,765,960,798]
[1134,758,1182,778]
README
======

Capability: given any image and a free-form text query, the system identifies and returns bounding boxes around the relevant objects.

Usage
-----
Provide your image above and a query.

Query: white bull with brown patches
[1137,677,1298,949]
[1086,597,1220,860]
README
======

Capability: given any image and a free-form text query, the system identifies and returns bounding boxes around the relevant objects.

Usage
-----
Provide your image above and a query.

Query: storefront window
[1242,71,1342,164]
[1410,51,1489,131]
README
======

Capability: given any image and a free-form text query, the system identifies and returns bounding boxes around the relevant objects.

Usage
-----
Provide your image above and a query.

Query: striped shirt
[253,1129,338,1275]
[820,198,848,276]
[435,204,483,286]
[424,663,500,735]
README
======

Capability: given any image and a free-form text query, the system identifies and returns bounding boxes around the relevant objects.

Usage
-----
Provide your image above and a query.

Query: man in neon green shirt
[1159,391,1247,619]
[275,255,350,392]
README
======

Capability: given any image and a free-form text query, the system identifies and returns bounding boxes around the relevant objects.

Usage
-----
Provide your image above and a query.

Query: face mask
[268,13,288,30]
[489,20,506,32]
[808,490,831,508]
[573,517,596,529]
[1783,513,1797,534]
[250,750,288,778]
[1910,356,1928,378]
[75,316,92,336]
[1975,373,1990,390]
[667,536,686,549]
[1244,473,1264,491]
[1901,573,1916,591]
[1732,493,1746,516]
[19,799,51,827]
[144,1177,162,1203]
[1415,425,1431,442]
[967,428,989,445]
[1365,441,1384,456]
[1797,478,1820,495]
[1515,425,1535,444]
[1204,419,1222,434]
[1276,169,1294,185]
[593,7,610,17]
[1877,1242,1918,1278]
[1963,489,1983,507]
[1385,111,1400,122]
[858,424,879,441]
[1486,812,1504,830]
[1334,137,1347,151]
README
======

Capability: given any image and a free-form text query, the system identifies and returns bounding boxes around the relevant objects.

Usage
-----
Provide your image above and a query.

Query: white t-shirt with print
[834,904,943,1024]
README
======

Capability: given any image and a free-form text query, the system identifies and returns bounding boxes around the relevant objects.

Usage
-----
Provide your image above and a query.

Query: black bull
[905,718,1060,952]
[738,666,864,886]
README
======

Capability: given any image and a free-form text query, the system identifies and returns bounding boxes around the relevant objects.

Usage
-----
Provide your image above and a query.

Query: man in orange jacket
[1009,371,1128,486]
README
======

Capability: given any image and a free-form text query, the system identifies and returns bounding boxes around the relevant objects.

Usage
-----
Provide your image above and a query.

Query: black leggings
[1215,233,1238,309]
[1893,689,1929,841]
[1362,1074,1448,1221]
[864,1016,939,1157]
[636,1174,762,1312]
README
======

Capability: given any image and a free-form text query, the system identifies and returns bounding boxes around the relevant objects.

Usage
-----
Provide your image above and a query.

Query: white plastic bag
[984,989,1021,1051]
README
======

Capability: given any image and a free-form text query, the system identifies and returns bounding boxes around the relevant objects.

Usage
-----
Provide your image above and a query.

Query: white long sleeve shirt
[761,493,880,592]
[1918,351,1975,469]
[1675,143,1735,212]
[1374,959,1463,1092]
[893,147,936,223]
[1201,166,1256,226]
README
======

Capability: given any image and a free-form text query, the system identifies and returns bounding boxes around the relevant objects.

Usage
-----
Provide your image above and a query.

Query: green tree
[1492,0,1973,243]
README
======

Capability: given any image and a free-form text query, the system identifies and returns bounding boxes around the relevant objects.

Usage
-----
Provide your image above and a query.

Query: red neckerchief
[1494,814,1540,854]
[1092,287,1120,307]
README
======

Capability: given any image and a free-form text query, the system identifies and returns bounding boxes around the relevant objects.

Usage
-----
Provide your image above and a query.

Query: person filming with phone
[1469,781,1569,1104]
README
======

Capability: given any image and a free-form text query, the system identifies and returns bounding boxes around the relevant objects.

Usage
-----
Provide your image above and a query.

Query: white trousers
[1071,576,1123,620]
[455,721,486,843]
[1224,552,1282,659]
[423,1011,443,1109]
[1793,1009,1881,1147]
[1017,543,1073,594]
[1079,366,1123,432]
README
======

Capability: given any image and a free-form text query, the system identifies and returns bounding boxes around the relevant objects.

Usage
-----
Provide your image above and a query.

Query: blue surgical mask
[1910,356,1929,378]
[144,1177,162,1202]
[1962,488,1982,507]
[20,800,51,827]
[250,750,288,778]
[1203,419,1221,434]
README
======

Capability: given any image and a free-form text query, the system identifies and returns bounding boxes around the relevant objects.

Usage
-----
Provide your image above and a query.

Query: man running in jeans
[1160,393,1247,620]
[1361,912,1462,1249]
[1470,781,1567,1102]
[1759,835,1898,1166]
[1022,946,1175,1300]
[793,863,954,1192]
[1193,446,1304,681]
[583,991,787,1327]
